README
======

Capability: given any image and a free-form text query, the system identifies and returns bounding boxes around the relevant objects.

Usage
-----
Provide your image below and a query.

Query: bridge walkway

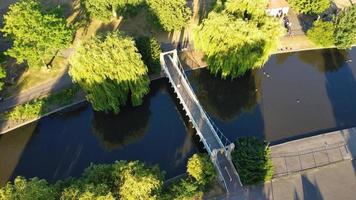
[160,50,245,196]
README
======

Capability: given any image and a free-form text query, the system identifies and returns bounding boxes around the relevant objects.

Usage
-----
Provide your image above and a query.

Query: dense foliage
[307,20,335,46]
[232,137,273,185]
[0,177,57,200]
[187,153,216,186]
[0,66,6,91]
[1,154,214,200]
[146,0,191,31]
[69,32,150,113]
[288,0,330,14]
[334,5,356,49]
[1,86,79,121]
[162,178,203,200]
[135,36,162,75]
[1,0,73,68]
[82,0,143,21]
[194,0,284,79]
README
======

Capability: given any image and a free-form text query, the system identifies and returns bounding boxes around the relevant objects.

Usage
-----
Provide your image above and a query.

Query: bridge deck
[161,51,245,196]
[163,55,221,152]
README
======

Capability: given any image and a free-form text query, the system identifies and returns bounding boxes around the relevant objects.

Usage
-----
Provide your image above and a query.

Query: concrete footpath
[245,127,356,200]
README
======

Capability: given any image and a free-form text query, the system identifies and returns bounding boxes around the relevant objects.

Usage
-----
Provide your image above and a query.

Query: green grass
[1,85,79,121]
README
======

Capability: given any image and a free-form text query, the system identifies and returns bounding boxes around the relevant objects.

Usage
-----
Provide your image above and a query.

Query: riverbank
[204,127,356,199]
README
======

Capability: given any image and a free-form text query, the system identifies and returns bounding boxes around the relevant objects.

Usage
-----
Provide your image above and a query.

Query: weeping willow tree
[69,32,150,113]
[194,0,284,79]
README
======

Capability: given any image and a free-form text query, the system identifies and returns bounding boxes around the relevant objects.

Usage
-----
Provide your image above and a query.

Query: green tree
[232,137,273,185]
[334,5,356,49]
[0,66,6,91]
[82,0,143,21]
[288,0,330,14]
[135,36,161,75]
[162,178,203,200]
[69,32,150,113]
[146,0,191,31]
[1,0,73,68]
[57,178,114,200]
[117,161,164,200]
[194,0,284,79]
[307,20,335,46]
[0,177,57,200]
[187,153,216,186]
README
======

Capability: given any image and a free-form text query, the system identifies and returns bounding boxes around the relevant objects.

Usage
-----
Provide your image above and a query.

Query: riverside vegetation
[0,153,216,200]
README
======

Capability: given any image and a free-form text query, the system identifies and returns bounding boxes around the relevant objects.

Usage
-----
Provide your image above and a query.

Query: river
[0,48,355,186]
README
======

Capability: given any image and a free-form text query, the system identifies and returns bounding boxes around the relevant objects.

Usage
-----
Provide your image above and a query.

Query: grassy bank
[1,85,79,121]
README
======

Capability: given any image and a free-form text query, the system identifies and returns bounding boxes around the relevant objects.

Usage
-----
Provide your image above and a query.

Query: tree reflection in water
[188,69,261,122]
[90,81,166,151]
[298,48,349,72]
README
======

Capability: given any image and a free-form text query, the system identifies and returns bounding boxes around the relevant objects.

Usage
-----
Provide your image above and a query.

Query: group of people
[277,10,292,36]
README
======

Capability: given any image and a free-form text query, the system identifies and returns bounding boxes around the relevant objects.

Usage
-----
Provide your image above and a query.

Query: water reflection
[298,49,349,72]
[91,101,150,151]
[188,69,261,122]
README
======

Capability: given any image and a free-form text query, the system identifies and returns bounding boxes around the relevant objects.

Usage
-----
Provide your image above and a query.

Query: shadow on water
[188,69,261,122]
[324,49,356,128]
[298,49,349,73]
[187,68,266,142]
[91,100,150,151]
[90,78,166,151]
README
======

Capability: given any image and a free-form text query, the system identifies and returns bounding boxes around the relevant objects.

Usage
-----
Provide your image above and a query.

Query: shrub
[232,137,273,185]
[146,0,191,31]
[1,86,79,121]
[162,178,203,200]
[0,66,6,91]
[135,36,161,75]
[0,177,57,200]
[334,5,356,49]
[307,20,335,46]
[187,153,216,186]
[288,0,330,15]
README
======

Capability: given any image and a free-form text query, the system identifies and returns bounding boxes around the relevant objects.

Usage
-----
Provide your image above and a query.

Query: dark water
[0,48,355,186]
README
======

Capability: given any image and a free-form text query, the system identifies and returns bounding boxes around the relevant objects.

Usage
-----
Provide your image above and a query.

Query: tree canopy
[82,0,143,21]
[194,0,284,79]
[146,0,191,31]
[288,0,330,15]
[0,177,57,200]
[334,5,356,49]
[69,32,150,113]
[232,137,273,185]
[307,20,335,47]
[187,153,216,186]
[1,0,73,68]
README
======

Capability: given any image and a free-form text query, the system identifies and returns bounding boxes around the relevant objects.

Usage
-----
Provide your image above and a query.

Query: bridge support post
[225,143,235,161]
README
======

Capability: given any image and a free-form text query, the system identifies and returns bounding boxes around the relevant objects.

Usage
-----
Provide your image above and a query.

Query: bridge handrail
[165,51,226,148]
[160,53,214,154]
[173,53,232,147]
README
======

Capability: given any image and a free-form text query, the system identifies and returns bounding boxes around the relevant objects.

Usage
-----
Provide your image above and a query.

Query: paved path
[0,73,73,112]
[270,128,355,177]
[247,160,356,200]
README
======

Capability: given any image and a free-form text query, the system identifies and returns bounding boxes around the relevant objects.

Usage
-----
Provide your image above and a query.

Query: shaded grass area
[1,85,79,121]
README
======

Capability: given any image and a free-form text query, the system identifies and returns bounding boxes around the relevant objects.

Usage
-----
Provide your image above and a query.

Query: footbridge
[160,50,244,196]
